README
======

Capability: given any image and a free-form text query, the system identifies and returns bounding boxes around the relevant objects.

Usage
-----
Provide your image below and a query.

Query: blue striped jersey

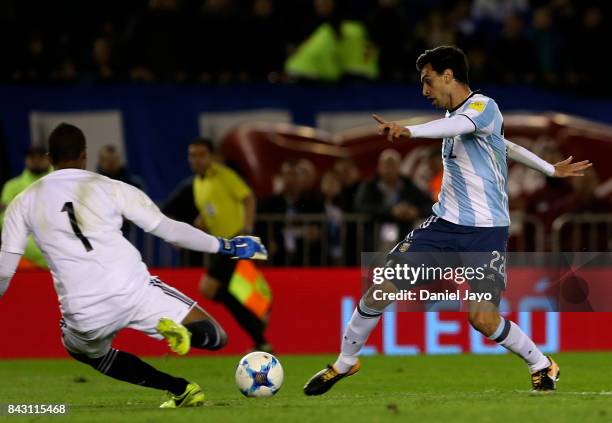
[432,93,510,227]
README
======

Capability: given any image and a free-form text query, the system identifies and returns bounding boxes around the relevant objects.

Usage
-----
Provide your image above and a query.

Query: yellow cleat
[156,317,191,355]
[160,383,205,408]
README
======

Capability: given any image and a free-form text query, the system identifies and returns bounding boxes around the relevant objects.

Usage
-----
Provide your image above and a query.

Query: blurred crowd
[252,144,610,262]
[1,138,610,268]
[1,0,610,93]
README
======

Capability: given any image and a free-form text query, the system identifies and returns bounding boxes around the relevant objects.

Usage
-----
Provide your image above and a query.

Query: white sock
[489,318,550,373]
[333,301,381,373]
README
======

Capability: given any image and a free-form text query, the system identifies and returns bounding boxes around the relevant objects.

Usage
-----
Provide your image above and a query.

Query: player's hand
[217,236,268,260]
[552,156,592,178]
[372,114,411,142]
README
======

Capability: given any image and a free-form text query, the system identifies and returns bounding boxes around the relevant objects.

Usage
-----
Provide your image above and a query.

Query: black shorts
[386,215,509,306]
[207,254,238,286]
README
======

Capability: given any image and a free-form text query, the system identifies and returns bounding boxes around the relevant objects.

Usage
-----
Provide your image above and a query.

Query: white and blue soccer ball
[235,351,284,397]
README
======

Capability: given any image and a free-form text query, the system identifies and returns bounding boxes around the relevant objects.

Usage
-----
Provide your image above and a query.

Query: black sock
[185,319,224,350]
[68,349,189,395]
[214,290,267,345]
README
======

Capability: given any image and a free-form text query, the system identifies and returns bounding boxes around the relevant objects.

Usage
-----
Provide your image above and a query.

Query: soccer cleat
[159,383,205,408]
[531,356,560,391]
[254,342,275,354]
[303,360,360,396]
[156,317,191,355]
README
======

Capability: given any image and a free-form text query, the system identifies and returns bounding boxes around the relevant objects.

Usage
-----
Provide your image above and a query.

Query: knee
[362,290,392,313]
[362,294,390,312]
[199,276,219,299]
[65,348,103,368]
[362,281,397,312]
[217,327,228,349]
[468,312,500,337]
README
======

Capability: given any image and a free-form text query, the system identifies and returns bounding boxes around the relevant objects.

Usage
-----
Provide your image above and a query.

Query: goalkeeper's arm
[0,250,20,297]
[150,215,267,260]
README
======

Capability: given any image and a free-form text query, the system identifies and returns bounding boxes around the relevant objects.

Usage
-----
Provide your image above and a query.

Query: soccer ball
[235,351,284,397]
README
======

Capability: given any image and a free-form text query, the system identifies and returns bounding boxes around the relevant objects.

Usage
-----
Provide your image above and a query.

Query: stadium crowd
[2,139,608,267]
[1,0,609,93]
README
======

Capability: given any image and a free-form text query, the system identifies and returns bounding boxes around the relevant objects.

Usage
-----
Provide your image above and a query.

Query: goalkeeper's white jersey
[1,169,163,331]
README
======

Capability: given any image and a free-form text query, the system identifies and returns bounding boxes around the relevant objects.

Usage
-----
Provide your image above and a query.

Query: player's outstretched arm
[373,113,474,142]
[116,180,267,260]
[0,251,21,297]
[504,138,592,177]
[373,114,412,141]
[150,216,267,260]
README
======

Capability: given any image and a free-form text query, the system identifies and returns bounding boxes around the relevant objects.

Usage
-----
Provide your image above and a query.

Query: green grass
[1,353,611,422]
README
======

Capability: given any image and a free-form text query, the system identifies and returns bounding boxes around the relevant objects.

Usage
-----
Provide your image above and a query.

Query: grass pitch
[1,353,611,423]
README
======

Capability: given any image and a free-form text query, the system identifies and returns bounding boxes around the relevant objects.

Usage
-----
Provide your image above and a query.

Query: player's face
[420,64,448,109]
[98,149,121,174]
[188,144,212,175]
[25,153,50,175]
[378,157,400,185]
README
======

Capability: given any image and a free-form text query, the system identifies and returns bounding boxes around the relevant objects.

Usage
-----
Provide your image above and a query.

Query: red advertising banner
[1,268,611,358]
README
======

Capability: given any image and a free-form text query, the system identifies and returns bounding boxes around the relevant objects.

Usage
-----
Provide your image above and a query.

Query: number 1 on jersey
[61,202,93,252]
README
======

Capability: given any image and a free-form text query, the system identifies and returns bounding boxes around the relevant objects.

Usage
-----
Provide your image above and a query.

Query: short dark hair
[26,144,47,157]
[48,123,86,162]
[189,137,215,153]
[416,46,469,85]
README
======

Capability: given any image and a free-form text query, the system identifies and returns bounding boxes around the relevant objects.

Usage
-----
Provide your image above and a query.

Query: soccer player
[304,46,592,395]
[0,123,267,408]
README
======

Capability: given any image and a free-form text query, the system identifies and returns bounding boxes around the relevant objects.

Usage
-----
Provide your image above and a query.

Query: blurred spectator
[471,0,529,28]
[333,157,361,265]
[464,46,493,83]
[568,5,610,93]
[96,145,146,191]
[243,0,287,82]
[355,149,432,249]
[425,147,443,202]
[333,157,360,212]
[525,175,571,228]
[550,169,608,215]
[297,158,319,194]
[494,13,536,83]
[508,141,561,210]
[450,0,478,47]
[285,0,379,83]
[195,0,242,83]
[415,10,456,50]
[1,0,610,87]
[531,6,561,84]
[366,0,412,81]
[123,0,187,82]
[527,168,609,250]
[258,159,324,265]
[320,170,344,263]
[13,31,53,83]
[88,36,117,83]
[0,146,51,268]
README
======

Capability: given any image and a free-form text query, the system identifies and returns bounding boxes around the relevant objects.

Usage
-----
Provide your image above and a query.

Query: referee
[164,138,270,351]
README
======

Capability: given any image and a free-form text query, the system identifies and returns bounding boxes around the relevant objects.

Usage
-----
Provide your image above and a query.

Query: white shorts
[61,276,197,358]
